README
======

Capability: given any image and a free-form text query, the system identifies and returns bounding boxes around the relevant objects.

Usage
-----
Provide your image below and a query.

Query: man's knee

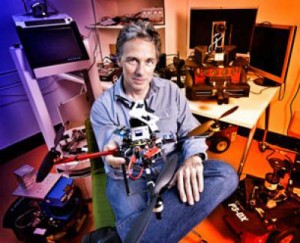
[218,161,239,193]
[204,160,239,193]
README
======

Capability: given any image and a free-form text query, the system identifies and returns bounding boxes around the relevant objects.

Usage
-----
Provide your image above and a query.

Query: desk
[187,81,279,176]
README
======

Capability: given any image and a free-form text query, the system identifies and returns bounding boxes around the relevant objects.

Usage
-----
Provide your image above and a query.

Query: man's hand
[104,142,126,169]
[169,155,204,205]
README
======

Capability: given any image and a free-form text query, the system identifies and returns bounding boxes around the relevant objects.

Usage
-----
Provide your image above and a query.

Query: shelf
[88,0,166,61]
[86,24,165,30]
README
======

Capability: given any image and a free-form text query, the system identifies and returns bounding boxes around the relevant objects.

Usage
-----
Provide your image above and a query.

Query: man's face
[118,38,157,96]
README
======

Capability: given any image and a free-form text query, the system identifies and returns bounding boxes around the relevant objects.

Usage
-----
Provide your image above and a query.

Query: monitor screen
[16,21,89,68]
[249,23,297,86]
[188,8,258,54]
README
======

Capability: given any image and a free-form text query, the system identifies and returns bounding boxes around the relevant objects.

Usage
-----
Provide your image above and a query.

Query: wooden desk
[187,81,279,176]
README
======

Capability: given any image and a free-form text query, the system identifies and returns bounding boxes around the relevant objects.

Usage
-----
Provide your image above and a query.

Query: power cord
[287,82,300,134]
[15,207,41,229]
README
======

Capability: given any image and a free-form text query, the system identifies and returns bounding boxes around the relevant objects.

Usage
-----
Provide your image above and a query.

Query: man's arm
[90,95,125,173]
[169,87,207,205]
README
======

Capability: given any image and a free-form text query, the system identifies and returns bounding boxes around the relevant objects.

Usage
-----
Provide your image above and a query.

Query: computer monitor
[249,23,297,86]
[13,13,90,78]
[188,8,258,55]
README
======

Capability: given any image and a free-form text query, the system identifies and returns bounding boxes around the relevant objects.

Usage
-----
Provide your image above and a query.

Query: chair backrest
[85,118,115,229]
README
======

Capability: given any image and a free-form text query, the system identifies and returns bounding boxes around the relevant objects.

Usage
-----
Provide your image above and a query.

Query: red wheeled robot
[207,124,238,153]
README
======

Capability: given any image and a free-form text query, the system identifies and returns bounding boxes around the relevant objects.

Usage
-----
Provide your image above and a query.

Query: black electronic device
[98,66,122,83]
[186,83,250,105]
[12,13,90,78]
[224,173,300,242]
[188,8,257,55]
[223,147,300,243]
[31,1,48,17]
[289,153,300,195]
[249,23,297,86]
[3,177,88,242]
[194,45,237,66]
[185,66,249,104]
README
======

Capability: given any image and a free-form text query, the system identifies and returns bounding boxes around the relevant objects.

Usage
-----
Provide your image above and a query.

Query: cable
[0,81,22,91]
[0,69,17,77]
[264,142,296,159]
[277,82,286,101]
[287,82,300,134]
[15,207,40,229]
[0,86,60,108]
[0,98,29,108]
[87,0,103,71]
[249,72,272,95]
[248,71,286,99]
[208,33,223,52]
[45,0,59,15]
[250,86,271,95]
[0,79,59,108]
[0,93,27,98]
[289,82,300,117]
[21,0,29,13]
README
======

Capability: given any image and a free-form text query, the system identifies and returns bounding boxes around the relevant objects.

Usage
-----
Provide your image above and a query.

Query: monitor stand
[10,39,102,150]
[253,77,280,87]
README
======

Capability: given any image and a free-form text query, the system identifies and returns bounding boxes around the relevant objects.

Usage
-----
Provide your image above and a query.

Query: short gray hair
[116,20,161,61]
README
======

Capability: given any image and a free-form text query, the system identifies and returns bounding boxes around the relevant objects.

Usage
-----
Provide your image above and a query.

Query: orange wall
[165,0,300,136]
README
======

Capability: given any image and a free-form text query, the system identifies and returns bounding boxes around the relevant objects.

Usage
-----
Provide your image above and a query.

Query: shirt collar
[113,74,166,102]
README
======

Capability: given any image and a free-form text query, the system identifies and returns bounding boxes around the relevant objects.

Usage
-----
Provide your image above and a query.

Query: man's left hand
[168,155,204,205]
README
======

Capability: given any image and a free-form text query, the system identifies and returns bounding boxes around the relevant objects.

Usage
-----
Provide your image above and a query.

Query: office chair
[83,119,120,242]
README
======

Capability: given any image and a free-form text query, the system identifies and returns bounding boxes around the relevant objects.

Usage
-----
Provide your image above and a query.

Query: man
[91,20,238,242]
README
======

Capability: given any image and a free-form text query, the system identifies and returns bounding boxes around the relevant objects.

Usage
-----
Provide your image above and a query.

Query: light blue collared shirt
[90,76,208,179]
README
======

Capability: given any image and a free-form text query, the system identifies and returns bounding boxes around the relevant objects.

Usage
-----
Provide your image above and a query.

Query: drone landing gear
[153,195,163,220]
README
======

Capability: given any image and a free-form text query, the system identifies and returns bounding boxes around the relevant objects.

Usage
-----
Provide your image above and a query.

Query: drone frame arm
[54,148,118,164]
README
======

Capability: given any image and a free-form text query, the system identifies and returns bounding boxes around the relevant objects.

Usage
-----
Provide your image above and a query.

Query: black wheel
[267,228,298,243]
[209,136,230,153]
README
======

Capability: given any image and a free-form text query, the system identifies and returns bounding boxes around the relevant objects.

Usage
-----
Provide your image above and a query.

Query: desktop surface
[187,80,279,129]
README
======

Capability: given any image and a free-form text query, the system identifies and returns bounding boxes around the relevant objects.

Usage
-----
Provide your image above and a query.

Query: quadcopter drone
[36,102,238,242]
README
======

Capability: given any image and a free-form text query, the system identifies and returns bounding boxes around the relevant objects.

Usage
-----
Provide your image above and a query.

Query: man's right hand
[104,142,126,169]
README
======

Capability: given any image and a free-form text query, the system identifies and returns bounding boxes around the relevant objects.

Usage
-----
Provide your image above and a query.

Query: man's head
[116,20,161,61]
[116,21,162,99]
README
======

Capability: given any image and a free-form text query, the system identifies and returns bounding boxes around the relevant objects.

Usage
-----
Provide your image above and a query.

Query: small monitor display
[16,21,89,69]
[249,24,297,86]
[188,8,258,54]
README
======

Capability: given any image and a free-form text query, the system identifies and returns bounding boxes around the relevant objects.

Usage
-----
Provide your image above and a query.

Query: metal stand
[237,105,271,176]
[10,40,102,149]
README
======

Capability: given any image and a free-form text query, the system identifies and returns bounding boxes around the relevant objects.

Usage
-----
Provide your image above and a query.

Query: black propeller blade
[154,153,178,195]
[36,125,65,182]
[187,120,216,137]
[188,105,239,137]
[218,105,239,120]
[125,153,178,243]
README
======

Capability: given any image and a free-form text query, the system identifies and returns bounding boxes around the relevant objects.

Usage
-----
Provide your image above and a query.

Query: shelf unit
[91,0,165,61]
[87,24,166,30]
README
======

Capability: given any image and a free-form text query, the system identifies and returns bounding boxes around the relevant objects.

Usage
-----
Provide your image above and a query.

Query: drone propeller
[125,153,178,243]
[187,105,239,137]
[36,125,65,182]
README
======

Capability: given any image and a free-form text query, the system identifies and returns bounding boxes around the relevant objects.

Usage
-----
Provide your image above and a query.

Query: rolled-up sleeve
[175,86,208,161]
